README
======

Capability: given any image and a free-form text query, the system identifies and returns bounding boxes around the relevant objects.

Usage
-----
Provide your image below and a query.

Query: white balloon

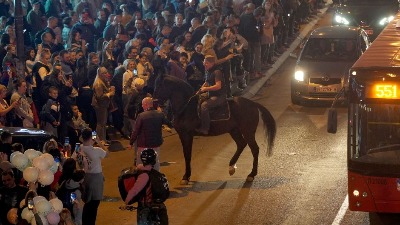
[11,153,29,171]
[33,196,46,205]
[35,199,51,216]
[10,151,22,161]
[21,207,34,223]
[49,198,63,213]
[41,153,55,166]
[33,156,50,171]
[38,170,54,186]
[24,149,40,161]
[23,167,39,183]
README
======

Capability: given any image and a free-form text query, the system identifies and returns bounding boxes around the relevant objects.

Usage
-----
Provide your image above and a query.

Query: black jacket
[238,13,261,42]
[130,109,169,147]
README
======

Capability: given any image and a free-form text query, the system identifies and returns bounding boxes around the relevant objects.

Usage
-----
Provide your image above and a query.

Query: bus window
[352,103,400,164]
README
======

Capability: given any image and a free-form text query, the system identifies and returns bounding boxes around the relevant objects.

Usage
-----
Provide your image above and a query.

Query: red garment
[31,101,40,125]
[51,170,62,191]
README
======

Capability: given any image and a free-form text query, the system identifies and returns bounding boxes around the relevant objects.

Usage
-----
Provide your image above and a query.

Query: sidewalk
[240,1,333,99]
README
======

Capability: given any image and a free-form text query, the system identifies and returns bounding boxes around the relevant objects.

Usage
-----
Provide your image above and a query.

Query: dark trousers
[78,89,96,130]
[137,203,168,225]
[200,96,225,131]
[82,200,100,225]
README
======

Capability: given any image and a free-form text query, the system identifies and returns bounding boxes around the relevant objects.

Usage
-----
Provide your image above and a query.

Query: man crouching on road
[130,97,171,171]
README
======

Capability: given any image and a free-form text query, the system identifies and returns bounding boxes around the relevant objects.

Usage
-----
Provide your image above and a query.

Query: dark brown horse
[154,75,277,184]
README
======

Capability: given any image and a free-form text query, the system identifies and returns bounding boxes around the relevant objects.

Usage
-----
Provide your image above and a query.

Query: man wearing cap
[27,0,44,44]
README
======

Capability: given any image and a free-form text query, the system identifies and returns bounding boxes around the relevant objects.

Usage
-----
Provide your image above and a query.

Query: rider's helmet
[140,148,157,166]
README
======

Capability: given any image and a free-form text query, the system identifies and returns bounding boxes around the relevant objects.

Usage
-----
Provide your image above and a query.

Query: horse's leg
[178,132,194,185]
[243,134,259,182]
[228,128,248,176]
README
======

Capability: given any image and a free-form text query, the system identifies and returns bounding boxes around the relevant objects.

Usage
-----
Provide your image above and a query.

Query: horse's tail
[255,102,277,157]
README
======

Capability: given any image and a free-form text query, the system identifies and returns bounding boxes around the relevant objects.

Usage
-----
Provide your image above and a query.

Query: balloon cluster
[17,197,63,225]
[9,149,63,225]
[10,149,58,186]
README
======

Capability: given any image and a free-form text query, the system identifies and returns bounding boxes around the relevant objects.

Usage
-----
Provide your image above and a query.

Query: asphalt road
[94,7,400,225]
[96,55,360,225]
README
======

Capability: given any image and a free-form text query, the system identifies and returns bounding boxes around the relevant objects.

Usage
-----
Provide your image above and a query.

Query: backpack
[147,169,170,203]
[55,179,79,213]
[118,168,145,205]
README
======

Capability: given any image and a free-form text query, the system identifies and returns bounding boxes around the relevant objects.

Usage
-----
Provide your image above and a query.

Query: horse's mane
[164,75,195,98]
[161,75,199,115]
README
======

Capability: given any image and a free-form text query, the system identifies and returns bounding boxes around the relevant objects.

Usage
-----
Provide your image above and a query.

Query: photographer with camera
[129,97,171,171]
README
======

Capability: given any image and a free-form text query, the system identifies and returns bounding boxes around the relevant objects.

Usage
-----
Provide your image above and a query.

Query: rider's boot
[196,107,210,135]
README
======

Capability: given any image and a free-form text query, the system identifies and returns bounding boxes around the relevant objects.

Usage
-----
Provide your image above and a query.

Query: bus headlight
[353,190,360,197]
[294,71,305,82]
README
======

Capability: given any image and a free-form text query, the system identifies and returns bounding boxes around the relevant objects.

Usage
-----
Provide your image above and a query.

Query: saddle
[197,95,231,121]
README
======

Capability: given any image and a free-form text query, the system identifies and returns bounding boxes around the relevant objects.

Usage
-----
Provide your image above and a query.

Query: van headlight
[294,71,305,82]
[335,15,349,25]
[379,16,394,26]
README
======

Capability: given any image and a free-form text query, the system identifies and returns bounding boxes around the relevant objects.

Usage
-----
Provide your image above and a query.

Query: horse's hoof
[246,176,254,182]
[229,164,237,176]
[180,179,189,185]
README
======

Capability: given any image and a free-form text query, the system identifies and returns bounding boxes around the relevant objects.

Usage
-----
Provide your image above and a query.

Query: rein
[175,93,200,117]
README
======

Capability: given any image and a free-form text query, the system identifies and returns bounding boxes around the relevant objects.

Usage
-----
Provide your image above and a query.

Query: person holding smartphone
[64,169,85,225]
[71,128,108,225]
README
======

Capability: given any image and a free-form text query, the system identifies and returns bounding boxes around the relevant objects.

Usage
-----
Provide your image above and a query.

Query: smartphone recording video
[70,193,77,203]
[28,199,34,210]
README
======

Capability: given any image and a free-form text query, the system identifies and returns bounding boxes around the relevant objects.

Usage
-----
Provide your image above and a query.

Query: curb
[243,2,332,99]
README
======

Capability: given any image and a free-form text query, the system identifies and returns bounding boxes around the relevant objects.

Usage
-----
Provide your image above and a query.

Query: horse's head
[153,74,170,105]
[153,74,194,105]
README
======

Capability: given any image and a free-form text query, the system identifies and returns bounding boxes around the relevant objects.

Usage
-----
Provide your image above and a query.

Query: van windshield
[301,38,357,62]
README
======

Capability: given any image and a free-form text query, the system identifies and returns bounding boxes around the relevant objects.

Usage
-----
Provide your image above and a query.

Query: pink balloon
[46,211,60,225]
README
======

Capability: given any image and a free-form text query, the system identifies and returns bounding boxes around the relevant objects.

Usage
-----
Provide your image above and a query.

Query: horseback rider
[196,55,227,135]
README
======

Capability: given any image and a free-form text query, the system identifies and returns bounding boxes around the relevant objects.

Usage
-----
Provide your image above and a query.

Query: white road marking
[332,194,349,225]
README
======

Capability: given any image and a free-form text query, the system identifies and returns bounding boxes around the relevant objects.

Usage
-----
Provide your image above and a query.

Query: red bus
[329,12,400,213]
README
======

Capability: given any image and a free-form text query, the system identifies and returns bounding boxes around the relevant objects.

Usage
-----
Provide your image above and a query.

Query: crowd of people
[0,0,327,224]
[0,128,109,225]
[0,0,325,145]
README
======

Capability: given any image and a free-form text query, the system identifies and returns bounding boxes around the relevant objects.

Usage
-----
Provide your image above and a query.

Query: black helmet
[140,148,157,165]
